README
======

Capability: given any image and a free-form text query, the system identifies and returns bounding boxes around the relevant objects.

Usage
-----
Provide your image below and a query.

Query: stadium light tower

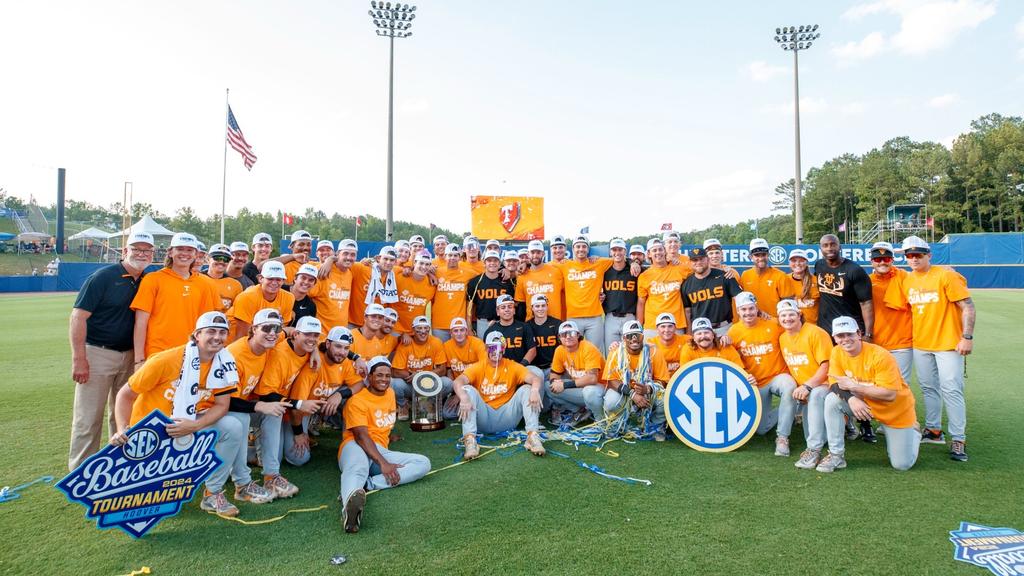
[775,24,820,244]
[369,1,416,242]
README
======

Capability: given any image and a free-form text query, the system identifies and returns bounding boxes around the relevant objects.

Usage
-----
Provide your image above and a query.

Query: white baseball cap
[646,238,663,250]
[734,291,757,308]
[550,235,566,247]
[208,244,231,258]
[572,235,590,247]
[394,239,410,250]
[749,238,769,254]
[702,238,722,250]
[831,316,860,336]
[484,332,505,347]
[260,260,287,280]
[253,308,283,326]
[385,308,399,321]
[195,311,230,331]
[365,303,387,317]
[527,240,545,252]
[662,230,680,241]
[622,320,644,336]
[896,235,930,254]
[379,246,397,258]
[483,250,501,261]
[531,294,548,306]
[485,239,500,248]
[326,326,354,343]
[517,248,528,257]
[788,248,809,261]
[316,239,334,251]
[691,317,714,334]
[409,234,425,244]
[367,355,392,373]
[502,250,518,261]
[412,315,430,329]
[229,241,250,253]
[169,232,199,249]
[338,239,357,252]
[432,234,448,244]
[196,241,207,253]
[296,263,319,279]
[558,321,580,335]
[252,232,272,245]
[463,236,479,248]
[776,299,800,315]
[414,251,433,264]
[127,232,155,247]
[444,244,461,256]
[496,294,515,307]
[609,238,626,250]
[295,316,322,334]
[655,312,676,326]
[449,317,468,330]
[629,244,645,255]
[290,230,312,243]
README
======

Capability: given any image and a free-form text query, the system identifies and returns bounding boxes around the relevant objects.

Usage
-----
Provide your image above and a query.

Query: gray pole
[792,47,803,244]
[386,34,395,242]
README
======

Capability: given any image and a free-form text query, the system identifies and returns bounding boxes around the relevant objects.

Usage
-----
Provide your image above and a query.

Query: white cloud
[834,0,996,60]
[761,97,829,117]
[1017,17,1024,40]
[745,60,788,82]
[928,93,959,108]
[831,31,887,61]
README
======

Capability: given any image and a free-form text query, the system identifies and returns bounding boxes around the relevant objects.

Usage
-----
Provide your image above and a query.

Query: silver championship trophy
[410,371,446,432]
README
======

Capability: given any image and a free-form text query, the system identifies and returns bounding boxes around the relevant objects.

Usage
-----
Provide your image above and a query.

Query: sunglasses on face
[211,255,231,263]
[905,253,926,259]
[871,257,893,263]
[624,333,644,341]
[258,324,283,334]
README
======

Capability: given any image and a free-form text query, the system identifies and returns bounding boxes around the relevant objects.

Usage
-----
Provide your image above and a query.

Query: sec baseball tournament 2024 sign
[950,522,1024,576]
[56,410,223,538]
[665,359,762,452]
[470,195,545,241]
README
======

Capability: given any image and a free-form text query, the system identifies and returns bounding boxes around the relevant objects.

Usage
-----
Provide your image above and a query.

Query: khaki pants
[68,345,134,471]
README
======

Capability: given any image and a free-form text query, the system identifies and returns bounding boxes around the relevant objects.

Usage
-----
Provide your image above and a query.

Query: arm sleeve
[229,396,258,413]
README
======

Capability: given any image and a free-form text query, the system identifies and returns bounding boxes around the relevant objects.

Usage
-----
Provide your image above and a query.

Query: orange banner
[470,196,545,240]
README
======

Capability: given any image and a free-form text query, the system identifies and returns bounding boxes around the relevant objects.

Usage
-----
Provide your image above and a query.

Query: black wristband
[563,380,577,389]
[347,350,360,361]
[519,359,530,366]
[333,387,353,400]
[291,424,304,435]
[803,384,813,393]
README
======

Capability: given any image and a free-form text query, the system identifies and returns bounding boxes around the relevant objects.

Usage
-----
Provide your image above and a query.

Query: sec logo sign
[665,359,761,452]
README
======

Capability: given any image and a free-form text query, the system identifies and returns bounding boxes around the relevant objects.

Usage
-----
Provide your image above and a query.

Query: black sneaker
[859,420,877,444]
[342,489,366,533]
[950,440,968,462]
[921,428,946,445]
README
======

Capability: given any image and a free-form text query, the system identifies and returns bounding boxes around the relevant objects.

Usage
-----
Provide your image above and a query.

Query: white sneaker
[815,451,847,473]
[794,449,821,470]
[775,436,790,457]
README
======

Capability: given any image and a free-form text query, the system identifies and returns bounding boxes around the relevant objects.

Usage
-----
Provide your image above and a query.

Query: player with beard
[516,240,566,322]
[630,244,646,267]
[678,317,745,366]
[601,320,670,441]
[279,230,314,285]
[316,240,335,264]
[740,238,794,318]
[814,234,873,335]
[467,250,515,337]
[681,247,742,336]
[867,242,913,383]
[227,241,255,289]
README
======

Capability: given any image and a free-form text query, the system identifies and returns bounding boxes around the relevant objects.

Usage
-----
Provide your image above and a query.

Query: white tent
[108,215,175,239]
[68,227,113,241]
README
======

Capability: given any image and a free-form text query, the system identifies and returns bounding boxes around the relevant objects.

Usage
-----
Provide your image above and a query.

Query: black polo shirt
[603,264,638,315]
[73,263,145,351]
[682,269,742,325]
[529,315,562,369]
[484,320,536,364]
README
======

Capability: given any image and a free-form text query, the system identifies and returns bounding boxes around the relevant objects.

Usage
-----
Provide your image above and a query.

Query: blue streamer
[0,475,54,503]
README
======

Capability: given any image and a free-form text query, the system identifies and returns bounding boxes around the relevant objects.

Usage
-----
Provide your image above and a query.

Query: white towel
[172,343,239,420]
[365,264,399,305]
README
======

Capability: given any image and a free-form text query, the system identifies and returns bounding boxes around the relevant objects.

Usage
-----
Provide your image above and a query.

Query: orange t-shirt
[340,387,397,451]
[227,285,295,339]
[884,265,970,352]
[561,258,614,318]
[871,268,913,350]
[785,274,820,326]
[601,344,671,384]
[828,342,916,428]
[551,340,605,383]
[727,318,788,386]
[254,339,310,398]
[223,338,271,401]
[462,359,530,409]
[131,268,219,357]
[127,344,236,425]
[208,275,244,312]
[309,264,353,330]
[637,264,687,329]
[463,259,485,275]
[392,336,447,372]
[292,359,364,401]
[394,273,436,334]
[443,336,486,379]
[515,264,566,321]
[678,343,743,366]
[647,335,689,370]
[351,330,398,359]
[347,262,373,327]
[740,266,794,318]
[432,265,475,330]
[284,260,317,285]
[779,322,833,385]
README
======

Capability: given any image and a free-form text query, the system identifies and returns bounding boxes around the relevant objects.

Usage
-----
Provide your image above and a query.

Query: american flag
[227,106,257,170]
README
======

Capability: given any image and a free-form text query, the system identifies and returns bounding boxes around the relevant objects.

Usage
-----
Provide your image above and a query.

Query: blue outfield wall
[3,233,1023,292]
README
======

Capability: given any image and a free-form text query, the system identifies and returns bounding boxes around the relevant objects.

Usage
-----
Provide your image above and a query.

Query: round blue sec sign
[665,359,762,452]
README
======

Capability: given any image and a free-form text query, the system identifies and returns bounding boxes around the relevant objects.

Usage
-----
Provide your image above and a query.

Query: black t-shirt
[814,258,872,331]
[73,263,144,351]
[529,316,562,369]
[231,271,255,290]
[681,269,743,325]
[467,273,515,322]
[484,320,536,364]
[290,294,318,327]
[242,262,260,285]
[602,264,638,315]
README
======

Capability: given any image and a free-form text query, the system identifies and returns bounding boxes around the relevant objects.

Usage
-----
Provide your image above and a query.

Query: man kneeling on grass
[815,316,921,473]
[339,357,431,533]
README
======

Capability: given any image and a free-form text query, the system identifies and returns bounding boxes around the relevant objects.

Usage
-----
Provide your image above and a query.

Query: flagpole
[220,88,229,244]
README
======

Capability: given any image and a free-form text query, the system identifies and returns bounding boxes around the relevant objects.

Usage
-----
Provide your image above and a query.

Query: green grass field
[1,292,1022,575]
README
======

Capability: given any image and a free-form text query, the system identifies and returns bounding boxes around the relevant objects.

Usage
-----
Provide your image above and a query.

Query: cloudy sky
[1,0,1021,240]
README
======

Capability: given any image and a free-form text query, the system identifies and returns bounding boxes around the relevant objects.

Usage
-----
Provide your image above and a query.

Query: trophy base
[410,419,446,432]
